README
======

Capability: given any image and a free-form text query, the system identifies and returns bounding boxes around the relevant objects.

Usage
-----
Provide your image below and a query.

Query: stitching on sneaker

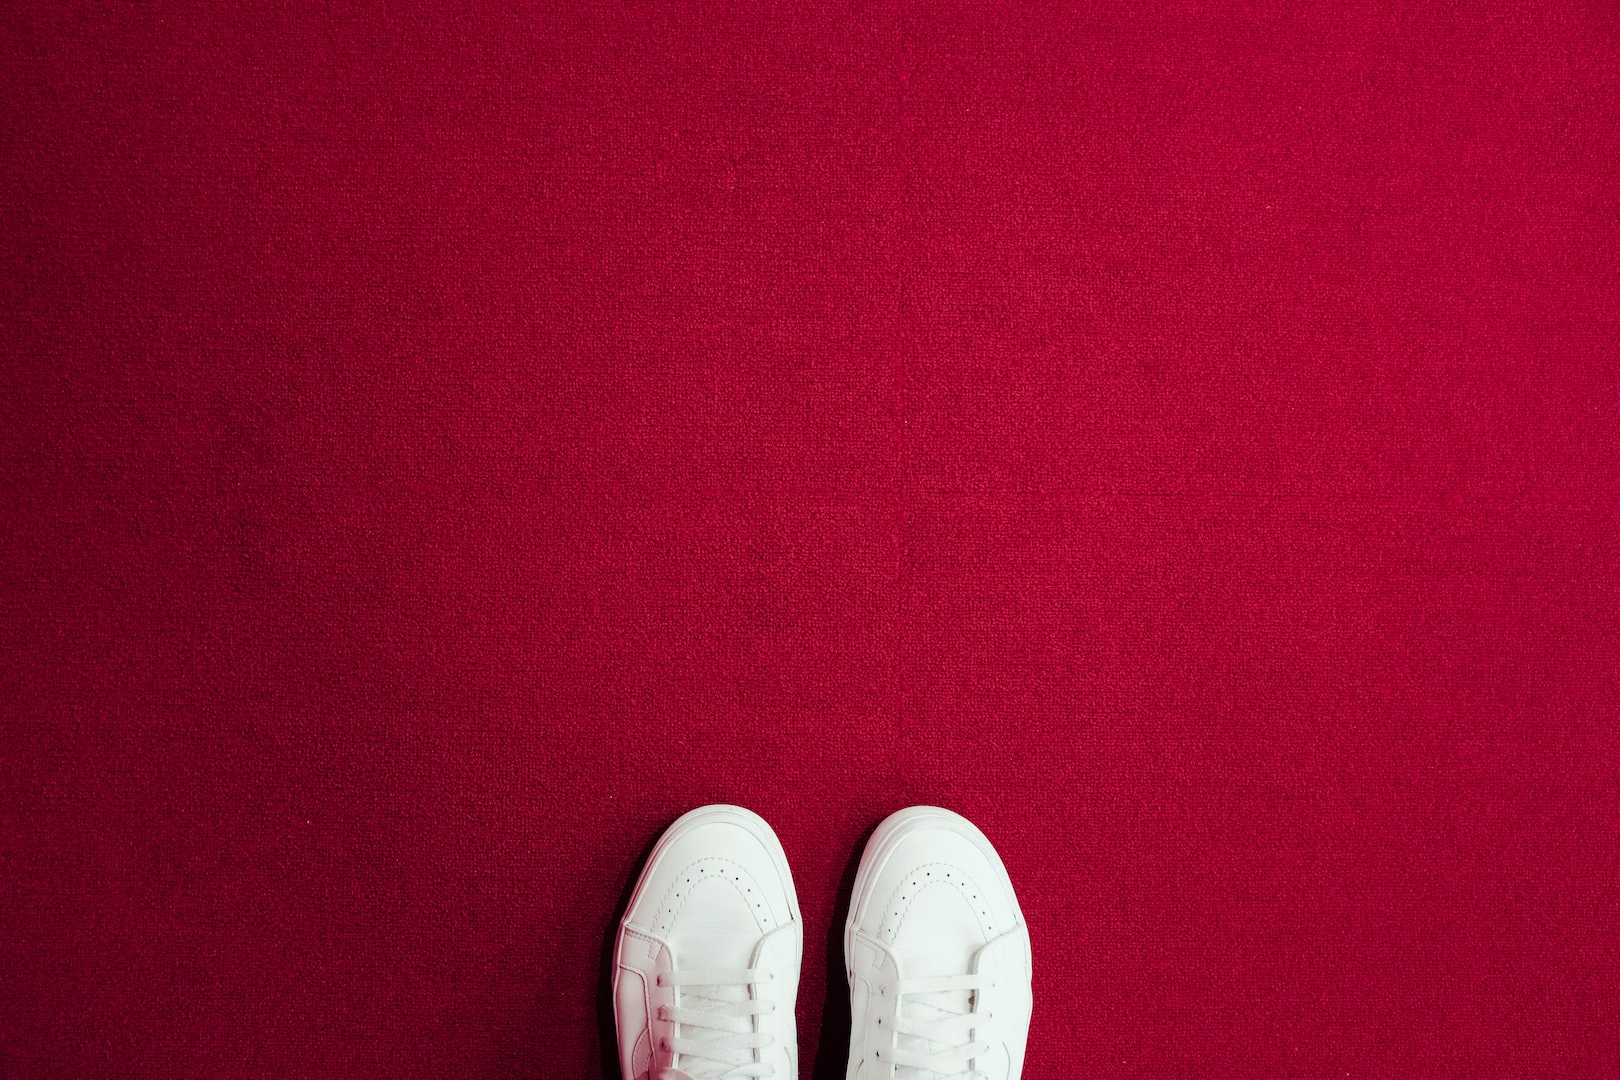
[878,861,997,941]
[653,857,776,936]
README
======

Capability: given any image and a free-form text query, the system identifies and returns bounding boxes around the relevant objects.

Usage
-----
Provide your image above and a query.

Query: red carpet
[4,3,1617,1077]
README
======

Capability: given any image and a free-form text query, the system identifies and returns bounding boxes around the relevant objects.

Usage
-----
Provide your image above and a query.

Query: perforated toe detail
[652,857,777,935]
[879,862,997,940]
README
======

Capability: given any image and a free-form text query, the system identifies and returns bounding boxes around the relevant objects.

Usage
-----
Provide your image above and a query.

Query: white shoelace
[655,967,777,1080]
[883,973,993,1080]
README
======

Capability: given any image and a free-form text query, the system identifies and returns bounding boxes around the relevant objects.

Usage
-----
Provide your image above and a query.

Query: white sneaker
[844,807,1033,1080]
[613,805,802,1080]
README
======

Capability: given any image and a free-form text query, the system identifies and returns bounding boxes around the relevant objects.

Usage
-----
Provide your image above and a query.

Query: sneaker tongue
[895,987,973,1078]
[669,879,762,1079]
[675,981,748,1080]
[677,990,745,1080]
[891,883,985,1076]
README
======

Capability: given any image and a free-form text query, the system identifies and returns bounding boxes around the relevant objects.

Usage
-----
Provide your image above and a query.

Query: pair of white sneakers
[613,805,1033,1080]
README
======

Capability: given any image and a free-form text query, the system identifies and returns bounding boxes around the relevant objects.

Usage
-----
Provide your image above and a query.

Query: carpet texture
[3,3,1618,1077]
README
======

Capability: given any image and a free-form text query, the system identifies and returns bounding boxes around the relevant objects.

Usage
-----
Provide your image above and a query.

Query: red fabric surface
[3,3,1618,1077]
